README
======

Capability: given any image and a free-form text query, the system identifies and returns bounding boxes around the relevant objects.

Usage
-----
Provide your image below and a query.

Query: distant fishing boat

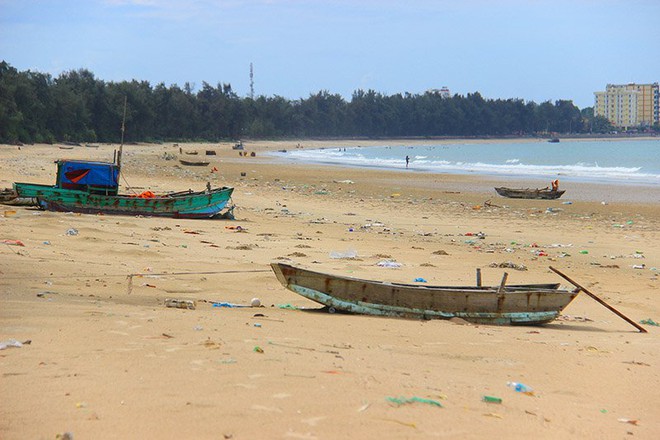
[179,159,210,166]
[13,98,234,219]
[271,263,578,326]
[495,187,565,200]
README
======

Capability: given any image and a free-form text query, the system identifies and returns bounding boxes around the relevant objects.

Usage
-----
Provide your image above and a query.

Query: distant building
[594,83,659,129]
[428,86,451,98]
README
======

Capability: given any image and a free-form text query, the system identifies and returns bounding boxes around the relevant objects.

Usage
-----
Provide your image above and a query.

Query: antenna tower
[249,63,254,99]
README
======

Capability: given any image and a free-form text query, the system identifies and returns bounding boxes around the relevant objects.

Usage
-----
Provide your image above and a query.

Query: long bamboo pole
[549,266,647,333]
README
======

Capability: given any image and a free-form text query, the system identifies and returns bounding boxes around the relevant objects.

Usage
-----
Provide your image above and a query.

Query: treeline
[0,61,614,144]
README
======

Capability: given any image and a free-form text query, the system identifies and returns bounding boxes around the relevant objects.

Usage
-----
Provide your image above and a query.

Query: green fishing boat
[14,159,234,219]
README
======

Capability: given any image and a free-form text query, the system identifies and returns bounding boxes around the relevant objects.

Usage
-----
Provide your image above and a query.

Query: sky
[1,0,659,109]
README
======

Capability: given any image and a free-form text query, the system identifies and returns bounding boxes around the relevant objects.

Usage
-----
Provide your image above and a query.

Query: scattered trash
[482,396,502,404]
[557,314,593,322]
[386,396,443,408]
[254,323,262,328]
[165,298,196,310]
[617,418,639,426]
[579,250,589,254]
[277,304,298,310]
[65,228,79,236]
[483,412,503,419]
[632,264,646,270]
[1,239,25,246]
[489,262,527,271]
[413,278,427,283]
[0,339,23,350]
[251,297,262,307]
[377,260,402,268]
[212,302,247,308]
[330,249,358,259]
[506,381,534,395]
[639,318,659,326]
[562,201,573,205]
[253,346,264,353]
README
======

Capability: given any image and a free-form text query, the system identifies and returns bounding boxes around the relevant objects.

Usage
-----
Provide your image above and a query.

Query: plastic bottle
[507,381,534,395]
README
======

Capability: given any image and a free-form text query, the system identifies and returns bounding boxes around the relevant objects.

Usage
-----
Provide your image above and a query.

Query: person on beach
[551,179,559,191]
[405,155,410,168]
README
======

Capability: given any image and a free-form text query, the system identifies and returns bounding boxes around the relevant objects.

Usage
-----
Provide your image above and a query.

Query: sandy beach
[1,139,658,439]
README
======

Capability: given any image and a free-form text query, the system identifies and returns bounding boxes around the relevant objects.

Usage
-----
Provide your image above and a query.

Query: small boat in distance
[179,159,210,166]
[495,187,565,200]
[271,263,578,326]
[548,137,560,143]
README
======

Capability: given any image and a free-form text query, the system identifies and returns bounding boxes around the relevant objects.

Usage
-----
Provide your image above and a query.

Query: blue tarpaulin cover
[57,160,119,188]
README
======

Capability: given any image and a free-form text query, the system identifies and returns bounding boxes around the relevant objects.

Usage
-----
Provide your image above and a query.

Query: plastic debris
[413,277,427,283]
[165,299,196,310]
[377,260,402,268]
[506,381,534,395]
[65,228,79,236]
[253,346,264,353]
[0,339,23,350]
[482,396,502,404]
[489,262,527,271]
[330,249,358,259]
[1,239,25,246]
[386,396,443,408]
[639,318,659,326]
[212,302,247,308]
[277,304,299,310]
[617,418,639,425]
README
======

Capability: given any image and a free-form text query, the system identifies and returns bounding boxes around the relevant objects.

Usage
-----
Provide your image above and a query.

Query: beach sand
[1,140,658,439]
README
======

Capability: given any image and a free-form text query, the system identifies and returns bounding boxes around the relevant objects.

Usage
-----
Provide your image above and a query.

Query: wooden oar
[549,266,647,333]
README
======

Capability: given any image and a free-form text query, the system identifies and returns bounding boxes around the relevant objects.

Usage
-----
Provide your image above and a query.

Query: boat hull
[271,263,578,326]
[495,187,565,200]
[14,183,233,219]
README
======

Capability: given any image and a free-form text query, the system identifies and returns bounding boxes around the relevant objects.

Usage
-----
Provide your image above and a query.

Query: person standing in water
[405,155,410,168]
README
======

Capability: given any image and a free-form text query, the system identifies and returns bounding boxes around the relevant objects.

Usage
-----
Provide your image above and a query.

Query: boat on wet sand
[271,263,579,326]
[495,187,565,200]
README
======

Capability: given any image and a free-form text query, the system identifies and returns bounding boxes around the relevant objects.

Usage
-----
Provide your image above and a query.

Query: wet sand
[1,140,658,439]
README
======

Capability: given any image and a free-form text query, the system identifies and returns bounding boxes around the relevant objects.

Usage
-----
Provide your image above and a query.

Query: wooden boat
[179,159,210,166]
[15,171,233,218]
[13,100,234,219]
[494,187,566,200]
[271,263,578,326]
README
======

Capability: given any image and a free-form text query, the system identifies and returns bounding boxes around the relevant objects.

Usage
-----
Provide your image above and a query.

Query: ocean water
[271,139,660,186]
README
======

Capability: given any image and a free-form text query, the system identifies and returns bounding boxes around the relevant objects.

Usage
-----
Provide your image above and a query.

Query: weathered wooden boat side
[14,182,233,218]
[271,263,578,325]
[495,187,566,200]
[179,159,210,166]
